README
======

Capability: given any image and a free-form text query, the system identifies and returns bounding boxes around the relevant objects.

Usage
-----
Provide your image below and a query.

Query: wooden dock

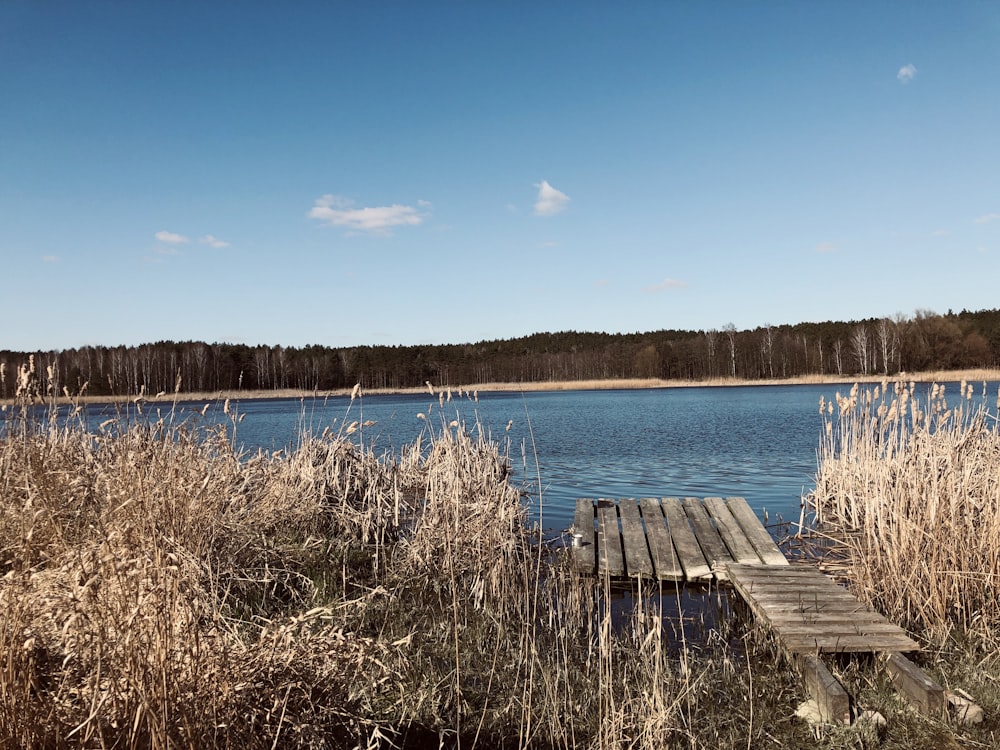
[570,496,953,723]
[725,564,920,654]
[572,496,787,581]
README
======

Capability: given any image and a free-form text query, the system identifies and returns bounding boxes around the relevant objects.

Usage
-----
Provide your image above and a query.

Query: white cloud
[42,255,58,263]
[815,242,837,254]
[931,229,948,237]
[897,64,917,83]
[534,180,570,216]
[154,230,189,244]
[974,212,1000,224]
[200,234,231,248]
[308,194,427,235]
[644,277,687,293]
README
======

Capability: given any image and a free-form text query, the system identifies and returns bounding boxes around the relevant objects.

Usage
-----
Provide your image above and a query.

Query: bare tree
[704,329,717,377]
[876,318,898,375]
[832,339,844,376]
[850,324,870,375]
[723,323,737,378]
[760,324,774,379]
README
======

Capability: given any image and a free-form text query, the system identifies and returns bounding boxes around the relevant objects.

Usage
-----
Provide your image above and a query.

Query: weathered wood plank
[596,499,625,576]
[765,613,895,627]
[739,593,866,607]
[886,653,945,717]
[722,565,834,581]
[732,585,863,600]
[639,498,683,581]
[682,497,734,579]
[617,499,654,578]
[721,571,852,588]
[795,654,852,725]
[572,499,596,573]
[760,598,893,614]
[704,496,761,564]
[780,633,920,653]
[725,497,788,565]
[775,622,911,638]
[729,563,921,653]
[661,497,711,580]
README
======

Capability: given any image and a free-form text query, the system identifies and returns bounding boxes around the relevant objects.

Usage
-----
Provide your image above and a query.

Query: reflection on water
[600,577,734,646]
[9,380,997,533]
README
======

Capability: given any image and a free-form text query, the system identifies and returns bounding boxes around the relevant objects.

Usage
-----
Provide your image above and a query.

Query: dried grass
[1,397,809,749]
[6,373,1000,747]
[807,379,1000,648]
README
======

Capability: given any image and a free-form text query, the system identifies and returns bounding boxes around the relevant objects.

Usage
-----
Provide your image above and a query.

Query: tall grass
[0,394,814,749]
[807,380,1000,648]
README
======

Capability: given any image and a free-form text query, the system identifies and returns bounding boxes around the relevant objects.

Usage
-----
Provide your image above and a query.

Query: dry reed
[807,379,1000,648]
[0,395,825,748]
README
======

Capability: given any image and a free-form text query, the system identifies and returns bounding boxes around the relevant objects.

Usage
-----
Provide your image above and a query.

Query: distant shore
[7,368,1000,407]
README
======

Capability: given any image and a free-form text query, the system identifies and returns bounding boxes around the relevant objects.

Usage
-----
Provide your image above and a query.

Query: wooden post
[795,654,852,725]
[886,652,945,718]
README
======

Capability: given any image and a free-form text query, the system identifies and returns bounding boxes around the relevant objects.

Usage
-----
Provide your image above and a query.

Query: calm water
[23,381,998,534]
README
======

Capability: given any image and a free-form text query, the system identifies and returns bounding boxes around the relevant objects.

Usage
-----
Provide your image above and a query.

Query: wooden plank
[886,653,945,717]
[766,613,895,627]
[775,622,911,638]
[729,563,921,653]
[795,654,852,725]
[704,496,761,564]
[732,586,864,601]
[752,602,881,615]
[722,567,839,584]
[596,499,625,576]
[638,498,683,581]
[780,633,920,653]
[682,497,734,579]
[617,499,654,578]
[725,497,788,565]
[730,587,853,601]
[572,498,596,573]
[660,497,711,580]
[727,565,801,614]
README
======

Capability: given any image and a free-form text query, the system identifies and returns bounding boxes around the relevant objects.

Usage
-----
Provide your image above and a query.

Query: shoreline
[5,367,999,407]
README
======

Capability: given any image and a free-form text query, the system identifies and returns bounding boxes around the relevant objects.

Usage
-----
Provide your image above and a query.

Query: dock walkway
[725,563,920,654]
[572,496,787,581]
[572,496,944,723]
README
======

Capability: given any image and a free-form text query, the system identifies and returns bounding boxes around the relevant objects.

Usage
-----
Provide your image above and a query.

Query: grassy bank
[1,380,998,747]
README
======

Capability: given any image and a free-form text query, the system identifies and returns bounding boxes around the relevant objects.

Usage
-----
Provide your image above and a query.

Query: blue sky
[3,1,999,352]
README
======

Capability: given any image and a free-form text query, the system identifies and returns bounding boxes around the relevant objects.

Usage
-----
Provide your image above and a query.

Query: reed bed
[0,396,820,749]
[807,380,1000,648]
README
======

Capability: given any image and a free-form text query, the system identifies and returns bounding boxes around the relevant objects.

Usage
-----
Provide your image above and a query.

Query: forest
[3,308,1000,399]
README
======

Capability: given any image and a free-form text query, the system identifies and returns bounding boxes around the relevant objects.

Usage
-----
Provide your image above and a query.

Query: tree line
[3,308,999,400]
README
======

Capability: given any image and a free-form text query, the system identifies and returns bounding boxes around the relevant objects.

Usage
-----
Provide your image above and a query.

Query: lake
[31,380,997,535]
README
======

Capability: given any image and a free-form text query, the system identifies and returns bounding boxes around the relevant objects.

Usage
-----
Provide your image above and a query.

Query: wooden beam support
[572,499,596,573]
[795,654,852,725]
[886,652,945,718]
